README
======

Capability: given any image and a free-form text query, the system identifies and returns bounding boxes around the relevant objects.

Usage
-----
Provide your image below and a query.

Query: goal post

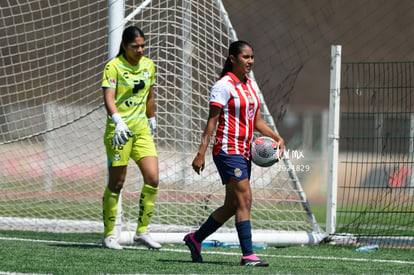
[326,45,342,235]
[327,46,414,248]
[0,0,326,246]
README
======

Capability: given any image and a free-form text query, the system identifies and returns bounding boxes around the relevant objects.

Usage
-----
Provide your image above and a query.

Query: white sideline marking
[173,248,414,265]
[1,236,414,266]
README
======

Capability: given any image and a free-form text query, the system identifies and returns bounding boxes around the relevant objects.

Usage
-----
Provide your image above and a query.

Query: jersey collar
[227,72,251,85]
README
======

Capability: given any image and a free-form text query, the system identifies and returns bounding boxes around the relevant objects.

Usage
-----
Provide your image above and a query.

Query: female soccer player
[185,40,284,266]
[101,26,161,250]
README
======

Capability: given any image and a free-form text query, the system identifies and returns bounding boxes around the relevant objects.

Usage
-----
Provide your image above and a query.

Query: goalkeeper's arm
[103,87,118,118]
[103,87,133,145]
[146,86,157,136]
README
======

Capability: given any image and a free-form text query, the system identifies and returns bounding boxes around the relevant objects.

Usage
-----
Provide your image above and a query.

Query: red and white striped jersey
[210,72,261,159]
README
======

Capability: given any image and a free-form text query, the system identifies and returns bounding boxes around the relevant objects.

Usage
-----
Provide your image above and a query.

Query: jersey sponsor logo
[125,100,144,107]
[133,79,145,93]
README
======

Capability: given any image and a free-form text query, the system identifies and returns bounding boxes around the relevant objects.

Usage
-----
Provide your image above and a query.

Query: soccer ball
[250,136,280,167]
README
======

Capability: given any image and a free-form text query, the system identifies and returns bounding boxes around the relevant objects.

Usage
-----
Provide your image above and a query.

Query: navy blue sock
[236,220,253,256]
[194,215,222,243]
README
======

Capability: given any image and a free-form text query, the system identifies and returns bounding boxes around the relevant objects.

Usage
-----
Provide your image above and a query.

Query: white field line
[1,236,414,266]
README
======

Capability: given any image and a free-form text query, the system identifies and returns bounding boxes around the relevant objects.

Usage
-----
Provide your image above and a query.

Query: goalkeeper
[101,26,160,250]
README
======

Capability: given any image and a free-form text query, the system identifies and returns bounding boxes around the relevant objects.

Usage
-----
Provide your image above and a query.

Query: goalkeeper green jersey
[102,54,156,133]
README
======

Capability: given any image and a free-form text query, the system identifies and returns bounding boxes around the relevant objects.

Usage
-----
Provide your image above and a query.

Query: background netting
[337,61,414,247]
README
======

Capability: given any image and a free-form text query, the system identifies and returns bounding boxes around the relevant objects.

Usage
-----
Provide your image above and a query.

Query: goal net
[0,0,324,246]
[328,47,414,248]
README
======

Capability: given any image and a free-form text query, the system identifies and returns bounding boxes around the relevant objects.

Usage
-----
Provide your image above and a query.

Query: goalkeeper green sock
[136,184,158,234]
[102,187,119,236]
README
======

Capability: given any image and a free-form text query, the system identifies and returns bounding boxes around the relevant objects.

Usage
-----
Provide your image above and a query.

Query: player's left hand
[277,137,285,159]
[148,116,157,137]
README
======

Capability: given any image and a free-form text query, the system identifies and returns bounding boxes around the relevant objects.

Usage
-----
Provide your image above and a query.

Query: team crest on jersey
[234,168,242,177]
[123,71,130,79]
[143,69,150,78]
[114,152,120,161]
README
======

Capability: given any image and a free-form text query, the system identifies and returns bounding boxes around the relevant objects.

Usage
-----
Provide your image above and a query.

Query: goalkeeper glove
[148,116,157,137]
[112,113,133,146]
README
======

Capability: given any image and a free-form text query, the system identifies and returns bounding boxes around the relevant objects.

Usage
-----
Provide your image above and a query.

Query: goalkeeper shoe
[133,233,162,249]
[102,235,123,250]
[240,254,269,267]
[184,233,202,263]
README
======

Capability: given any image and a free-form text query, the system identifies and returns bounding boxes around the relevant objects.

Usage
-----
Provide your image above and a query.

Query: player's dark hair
[219,40,253,78]
[117,26,146,57]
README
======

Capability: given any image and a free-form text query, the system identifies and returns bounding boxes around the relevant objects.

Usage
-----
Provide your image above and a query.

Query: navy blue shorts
[213,150,251,185]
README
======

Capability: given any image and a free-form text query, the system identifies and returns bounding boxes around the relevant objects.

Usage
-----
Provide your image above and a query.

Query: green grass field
[0,230,412,275]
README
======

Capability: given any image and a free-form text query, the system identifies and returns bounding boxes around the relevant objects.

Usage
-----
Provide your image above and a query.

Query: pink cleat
[240,254,269,267]
[183,233,202,263]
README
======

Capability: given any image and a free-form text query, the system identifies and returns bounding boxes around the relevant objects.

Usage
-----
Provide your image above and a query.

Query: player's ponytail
[117,26,146,57]
[219,40,253,78]
[219,57,232,78]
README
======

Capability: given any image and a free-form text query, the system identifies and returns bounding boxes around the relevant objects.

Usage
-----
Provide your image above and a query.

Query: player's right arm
[102,62,133,145]
[192,80,228,174]
[102,61,119,118]
[103,87,132,145]
[103,87,117,116]
[103,86,133,145]
[192,105,221,174]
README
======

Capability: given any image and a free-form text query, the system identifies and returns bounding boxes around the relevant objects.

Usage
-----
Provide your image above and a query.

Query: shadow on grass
[158,258,235,266]
[48,243,102,249]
